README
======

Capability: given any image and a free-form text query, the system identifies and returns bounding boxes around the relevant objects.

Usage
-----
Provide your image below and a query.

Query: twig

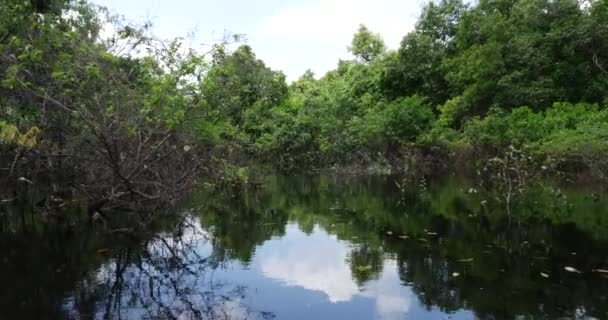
[8,149,21,177]
[593,54,608,74]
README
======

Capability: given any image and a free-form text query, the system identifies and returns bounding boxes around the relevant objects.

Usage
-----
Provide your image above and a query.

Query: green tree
[381,0,466,105]
[348,24,386,63]
[202,45,288,131]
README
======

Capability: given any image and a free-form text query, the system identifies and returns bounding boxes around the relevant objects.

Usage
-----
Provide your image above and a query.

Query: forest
[1,0,608,211]
[2,1,608,319]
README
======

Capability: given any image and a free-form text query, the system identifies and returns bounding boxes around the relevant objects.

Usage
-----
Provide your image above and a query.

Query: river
[1,174,607,319]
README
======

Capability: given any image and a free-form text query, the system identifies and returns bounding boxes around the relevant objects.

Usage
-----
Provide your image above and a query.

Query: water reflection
[1,174,607,319]
[0,215,272,320]
[259,224,361,303]
[194,175,608,319]
[255,225,418,319]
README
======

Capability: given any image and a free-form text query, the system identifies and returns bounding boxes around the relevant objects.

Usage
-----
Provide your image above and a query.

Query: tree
[348,24,386,63]
[443,0,608,118]
[0,0,209,211]
[381,0,466,105]
[202,45,288,130]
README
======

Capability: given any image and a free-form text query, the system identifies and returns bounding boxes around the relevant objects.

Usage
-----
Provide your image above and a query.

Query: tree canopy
[2,0,608,179]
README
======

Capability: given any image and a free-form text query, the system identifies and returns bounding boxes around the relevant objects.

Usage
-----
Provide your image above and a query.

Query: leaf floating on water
[398,235,409,240]
[386,231,393,235]
[564,266,582,274]
[457,258,474,263]
[452,272,460,277]
[540,272,550,278]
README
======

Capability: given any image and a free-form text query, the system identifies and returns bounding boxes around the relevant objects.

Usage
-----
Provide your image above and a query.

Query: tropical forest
[1,0,608,319]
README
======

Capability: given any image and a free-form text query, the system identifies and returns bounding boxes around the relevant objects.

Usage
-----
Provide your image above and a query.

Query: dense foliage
[0,0,210,211]
[192,0,608,173]
[2,0,608,212]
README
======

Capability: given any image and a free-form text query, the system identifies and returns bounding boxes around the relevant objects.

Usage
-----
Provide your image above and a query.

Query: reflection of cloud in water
[256,224,411,319]
[364,260,413,319]
[257,224,358,303]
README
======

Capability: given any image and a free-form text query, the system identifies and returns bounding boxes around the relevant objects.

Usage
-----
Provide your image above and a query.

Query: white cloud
[254,0,421,80]
[92,0,424,81]
[259,0,417,44]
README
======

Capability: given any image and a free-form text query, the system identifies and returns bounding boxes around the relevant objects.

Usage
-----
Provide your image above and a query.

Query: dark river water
[1,174,608,319]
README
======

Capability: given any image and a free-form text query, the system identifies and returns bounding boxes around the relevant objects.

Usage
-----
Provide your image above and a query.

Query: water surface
[1,175,607,319]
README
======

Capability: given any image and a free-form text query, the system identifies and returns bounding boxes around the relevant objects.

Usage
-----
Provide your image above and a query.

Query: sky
[92,0,427,81]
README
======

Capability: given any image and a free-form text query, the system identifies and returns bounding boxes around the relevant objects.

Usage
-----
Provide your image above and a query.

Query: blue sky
[93,0,426,81]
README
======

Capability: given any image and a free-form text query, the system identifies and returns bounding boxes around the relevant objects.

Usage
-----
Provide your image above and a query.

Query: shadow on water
[1,174,608,319]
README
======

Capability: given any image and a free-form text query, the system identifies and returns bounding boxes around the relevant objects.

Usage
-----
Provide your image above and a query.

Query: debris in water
[564,266,582,274]
[540,272,549,278]
[18,177,33,184]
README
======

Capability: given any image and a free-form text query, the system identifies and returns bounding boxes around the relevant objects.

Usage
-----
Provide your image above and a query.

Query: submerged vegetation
[1,0,608,215]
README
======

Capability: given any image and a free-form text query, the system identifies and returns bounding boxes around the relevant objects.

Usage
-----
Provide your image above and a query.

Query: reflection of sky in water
[209,223,475,320]
[257,224,360,303]
[71,219,476,319]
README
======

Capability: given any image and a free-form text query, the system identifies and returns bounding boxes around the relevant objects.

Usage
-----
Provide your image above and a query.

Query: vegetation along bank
[2,0,608,215]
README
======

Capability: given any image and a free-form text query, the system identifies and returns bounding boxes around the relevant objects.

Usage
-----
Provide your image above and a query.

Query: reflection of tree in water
[386,186,608,320]
[67,216,274,320]
[0,204,273,320]
[347,244,383,287]
[196,175,608,319]
[198,190,290,265]
[6,175,607,319]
